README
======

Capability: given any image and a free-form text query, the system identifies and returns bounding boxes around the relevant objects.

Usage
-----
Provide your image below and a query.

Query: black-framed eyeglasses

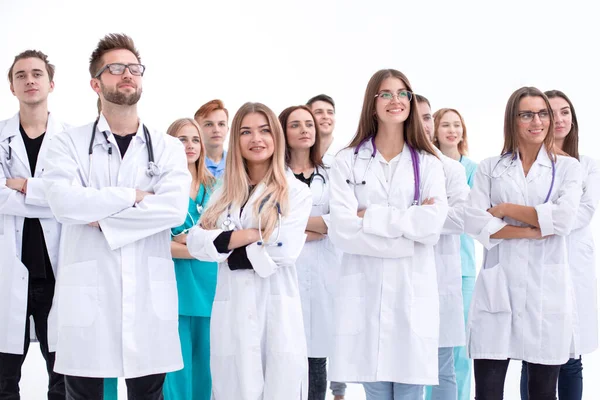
[375,90,413,102]
[517,110,550,123]
[95,63,146,78]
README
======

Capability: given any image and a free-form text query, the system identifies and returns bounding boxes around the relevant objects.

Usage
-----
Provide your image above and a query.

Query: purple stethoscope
[346,136,421,206]
[492,152,556,203]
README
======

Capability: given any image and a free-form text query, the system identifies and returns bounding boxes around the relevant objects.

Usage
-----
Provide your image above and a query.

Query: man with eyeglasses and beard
[42,33,190,400]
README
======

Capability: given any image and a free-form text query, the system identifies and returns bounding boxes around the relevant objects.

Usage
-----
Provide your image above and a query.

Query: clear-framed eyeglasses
[375,90,413,102]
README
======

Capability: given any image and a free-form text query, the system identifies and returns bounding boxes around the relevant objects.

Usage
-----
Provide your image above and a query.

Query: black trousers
[474,358,560,400]
[0,280,65,400]
[308,357,327,400]
[65,374,165,400]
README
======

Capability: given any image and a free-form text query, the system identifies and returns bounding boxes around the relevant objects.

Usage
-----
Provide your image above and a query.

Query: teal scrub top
[171,185,218,317]
[459,156,478,277]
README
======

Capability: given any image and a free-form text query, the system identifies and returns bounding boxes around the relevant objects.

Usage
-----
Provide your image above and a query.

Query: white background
[2,0,599,398]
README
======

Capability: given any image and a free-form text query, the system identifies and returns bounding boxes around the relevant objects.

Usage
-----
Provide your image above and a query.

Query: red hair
[194,99,229,120]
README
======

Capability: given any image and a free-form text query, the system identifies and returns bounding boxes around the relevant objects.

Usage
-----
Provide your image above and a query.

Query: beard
[100,81,142,106]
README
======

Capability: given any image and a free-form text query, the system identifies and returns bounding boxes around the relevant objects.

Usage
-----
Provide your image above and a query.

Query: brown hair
[279,105,324,169]
[194,99,229,120]
[545,90,579,160]
[166,118,215,189]
[89,33,141,78]
[348,69,437,156]
[502,87,556,161]
[432,108,470,156]
[8,50,55,84]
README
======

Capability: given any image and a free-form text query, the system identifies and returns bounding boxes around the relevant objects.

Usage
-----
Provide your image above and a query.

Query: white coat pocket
[334,273,365,335]
[474,263,512,314]
[148,256,178,321]
[57,260,99,327]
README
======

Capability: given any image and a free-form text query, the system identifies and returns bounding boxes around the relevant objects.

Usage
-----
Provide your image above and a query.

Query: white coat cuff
[246,242,279,278]
[477,217,506,250]
[25,177,46,206]
[187,226,231,263]
[322,214,331,229]
[363,204,405,238]
[535,203,554,237]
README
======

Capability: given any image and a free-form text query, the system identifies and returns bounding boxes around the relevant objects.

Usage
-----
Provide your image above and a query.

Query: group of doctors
[0,32,597,400]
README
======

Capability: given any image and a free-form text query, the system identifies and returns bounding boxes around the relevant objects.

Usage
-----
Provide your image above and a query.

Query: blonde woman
[187,102,312,399]
[162,118,217,400]
[432,107,478,400]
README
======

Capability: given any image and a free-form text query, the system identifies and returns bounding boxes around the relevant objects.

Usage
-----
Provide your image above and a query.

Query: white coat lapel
[34,113,63,178]
[4,114,31,177]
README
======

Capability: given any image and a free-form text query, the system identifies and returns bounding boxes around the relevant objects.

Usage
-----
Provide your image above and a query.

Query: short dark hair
[89,33,141,78]
[415,94,430,107]
[306,94,335,110]
[8,50,55,84]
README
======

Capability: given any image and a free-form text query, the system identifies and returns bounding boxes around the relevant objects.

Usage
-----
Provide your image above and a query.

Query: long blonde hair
[201,102,289,239]
[166,118,215,189]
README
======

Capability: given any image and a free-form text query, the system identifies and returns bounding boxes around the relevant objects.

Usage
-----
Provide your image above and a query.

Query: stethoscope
[309,170,327,206]
[6,137,13,167]
[346,136,421,206]
[491,152,556,203]
[88,118,160,186]
[221,196,283,247]
[171,188,208,237]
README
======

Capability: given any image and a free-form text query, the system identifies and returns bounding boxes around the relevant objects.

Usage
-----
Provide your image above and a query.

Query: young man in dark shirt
[0,50,68,400]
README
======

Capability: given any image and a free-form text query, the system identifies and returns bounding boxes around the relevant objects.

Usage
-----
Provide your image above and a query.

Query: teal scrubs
[164,185,218,400]
[103,379,118,399]
[454,155,478,400]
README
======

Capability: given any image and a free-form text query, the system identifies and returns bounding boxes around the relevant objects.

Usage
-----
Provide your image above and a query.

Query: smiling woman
[185,102,312,399]
[327,69,449,400]
[464,87,583,400]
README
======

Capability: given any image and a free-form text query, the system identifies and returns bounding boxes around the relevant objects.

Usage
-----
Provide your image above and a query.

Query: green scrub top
[459,156,478,277]
[171,185,218,317]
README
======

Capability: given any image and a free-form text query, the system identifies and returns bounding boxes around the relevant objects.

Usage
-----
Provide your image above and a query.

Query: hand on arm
[171,241,193,259]
[490,225,541,239]
[228,229,260,250]
[306,216,327,234]
[487,203,539,227]
[5,178,27,193]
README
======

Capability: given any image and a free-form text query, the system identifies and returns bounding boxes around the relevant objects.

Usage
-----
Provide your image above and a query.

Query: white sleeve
[464,159,507,250]
[0,175,54,219]
[246,184,312,278]
[535,158,582,237]
[43,132,136,225]
[441,161,470,235]
[98,141,191,250]
[361,156,449,245]
[573,157,600,230]
[187,226,232,263]
[328,153,416,258]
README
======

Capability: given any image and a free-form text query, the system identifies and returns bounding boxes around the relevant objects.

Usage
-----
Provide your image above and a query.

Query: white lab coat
[43,114,190,378]
[569,155,599,356]
[295,165,343,357]
[465,148,582,365]
[435,152,469,348]
[328,141,448,385]
[0,112,66,355]
[186,171,312,400]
